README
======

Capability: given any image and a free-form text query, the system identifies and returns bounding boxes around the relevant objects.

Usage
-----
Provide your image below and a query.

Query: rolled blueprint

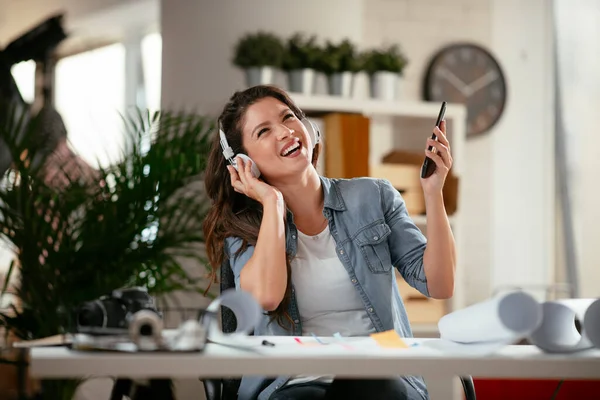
[584,299,600,349]
[438,291,543,344]
[129,309,164,351]
[529,298,600,353]
[204,288,263,341]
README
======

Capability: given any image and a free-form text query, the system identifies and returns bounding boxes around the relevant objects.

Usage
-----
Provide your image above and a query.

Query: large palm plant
[0,101,215,399]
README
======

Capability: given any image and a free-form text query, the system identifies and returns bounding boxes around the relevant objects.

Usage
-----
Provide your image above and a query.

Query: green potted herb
[282,33,320,95]
[360,44,408,100]
[314,39,359,97]
[233,31,285,87]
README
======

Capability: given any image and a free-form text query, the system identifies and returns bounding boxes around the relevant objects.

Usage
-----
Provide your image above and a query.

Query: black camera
[76,287,161,335]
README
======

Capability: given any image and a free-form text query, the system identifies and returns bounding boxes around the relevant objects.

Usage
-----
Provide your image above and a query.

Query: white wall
[574,3,600,298]
[160,0,364,114]
[489,0,554,300]
[554,0,600,298]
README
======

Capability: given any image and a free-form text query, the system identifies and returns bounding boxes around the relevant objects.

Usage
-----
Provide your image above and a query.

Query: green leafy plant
[233,31,285,68]
[314,38,359,75]
[0,101,215,399]
[360,44,408,75]
[282,33,321,71]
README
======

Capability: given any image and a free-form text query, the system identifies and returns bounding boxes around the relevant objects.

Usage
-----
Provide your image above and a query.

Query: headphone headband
[218,121,235,162]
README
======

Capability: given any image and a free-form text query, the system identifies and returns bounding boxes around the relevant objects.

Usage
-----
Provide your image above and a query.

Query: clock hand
[438,67,470,96]
[465,71,499,96]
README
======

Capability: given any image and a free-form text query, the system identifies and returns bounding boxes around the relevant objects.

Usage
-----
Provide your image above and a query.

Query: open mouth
[281,141,301,157]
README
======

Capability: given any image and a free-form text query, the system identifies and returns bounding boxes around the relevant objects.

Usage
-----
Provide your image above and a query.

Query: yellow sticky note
[370,330,409,349]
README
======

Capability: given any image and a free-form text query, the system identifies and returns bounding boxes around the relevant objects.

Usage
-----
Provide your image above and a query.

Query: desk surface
[29,336,600,380]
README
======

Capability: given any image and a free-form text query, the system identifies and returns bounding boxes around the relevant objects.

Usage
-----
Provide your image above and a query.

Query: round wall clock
[423,43,507,138]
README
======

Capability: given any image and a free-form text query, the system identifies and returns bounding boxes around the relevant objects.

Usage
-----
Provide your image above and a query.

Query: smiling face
[240,96,316,183]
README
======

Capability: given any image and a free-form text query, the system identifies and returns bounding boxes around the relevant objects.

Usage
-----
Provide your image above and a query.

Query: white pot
[327,71,354,97]
[288,69,315,95]
[245,66,275,87]
[370,71,400,101]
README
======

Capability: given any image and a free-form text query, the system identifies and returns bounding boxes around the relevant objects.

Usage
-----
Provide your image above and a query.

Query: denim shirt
[225,176,431,400]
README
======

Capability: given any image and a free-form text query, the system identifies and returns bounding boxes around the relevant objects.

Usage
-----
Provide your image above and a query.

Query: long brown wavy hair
[202,85,321,327]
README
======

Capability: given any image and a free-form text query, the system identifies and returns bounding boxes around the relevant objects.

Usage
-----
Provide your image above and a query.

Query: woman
[203,85,456,400]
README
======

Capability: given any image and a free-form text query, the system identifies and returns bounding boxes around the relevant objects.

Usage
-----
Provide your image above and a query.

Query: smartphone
[420,101,447,179]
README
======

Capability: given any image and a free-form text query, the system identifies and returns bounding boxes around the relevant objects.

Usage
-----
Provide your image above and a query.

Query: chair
[202,265,476,400]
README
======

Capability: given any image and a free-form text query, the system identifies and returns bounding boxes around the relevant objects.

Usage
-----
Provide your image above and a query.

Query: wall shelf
[291,94,467,120]
[291,93,468,176]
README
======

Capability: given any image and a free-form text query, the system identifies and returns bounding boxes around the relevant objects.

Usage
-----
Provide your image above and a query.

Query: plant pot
[370,71,400,101]
[244,66,275,87]
[287,69,315,95]
[327,72,354,97]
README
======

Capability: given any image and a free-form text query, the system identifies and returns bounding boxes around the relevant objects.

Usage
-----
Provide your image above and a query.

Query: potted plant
[0,102,214,399]
[233,31,285,87]
[282,33,321,95]
[360,44,408,101]
[315,39,359,97]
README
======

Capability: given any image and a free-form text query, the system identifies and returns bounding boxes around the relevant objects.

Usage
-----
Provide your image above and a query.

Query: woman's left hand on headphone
[420,120,453,196]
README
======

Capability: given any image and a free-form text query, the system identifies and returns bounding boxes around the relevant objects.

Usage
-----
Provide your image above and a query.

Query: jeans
[268,378,425,400]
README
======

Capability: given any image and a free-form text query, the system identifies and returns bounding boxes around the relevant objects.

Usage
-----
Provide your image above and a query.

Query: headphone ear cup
[301,118,320,148]
[232,153,261,179]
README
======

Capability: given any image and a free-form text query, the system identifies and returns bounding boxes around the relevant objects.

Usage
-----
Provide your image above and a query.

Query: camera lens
[139,323,153,337]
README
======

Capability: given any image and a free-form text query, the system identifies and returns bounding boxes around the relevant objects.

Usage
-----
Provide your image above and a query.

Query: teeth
[282,142,300,156]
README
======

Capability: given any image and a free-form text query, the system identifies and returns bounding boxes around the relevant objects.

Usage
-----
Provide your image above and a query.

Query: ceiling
[0,0,159,56]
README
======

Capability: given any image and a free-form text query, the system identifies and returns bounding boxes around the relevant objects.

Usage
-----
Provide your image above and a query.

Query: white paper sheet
[529,298,600,353]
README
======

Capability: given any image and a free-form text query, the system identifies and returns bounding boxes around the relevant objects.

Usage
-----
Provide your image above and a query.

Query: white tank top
[285,224,376,387]
[291,224,375,336]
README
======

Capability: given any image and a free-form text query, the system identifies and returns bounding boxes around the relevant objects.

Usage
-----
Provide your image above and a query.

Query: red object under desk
[471,379,600,400]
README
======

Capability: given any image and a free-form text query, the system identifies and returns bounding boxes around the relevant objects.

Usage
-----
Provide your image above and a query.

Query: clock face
[423,43,507,138]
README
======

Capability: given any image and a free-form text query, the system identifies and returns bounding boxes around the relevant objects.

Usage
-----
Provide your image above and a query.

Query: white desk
[29,336,600,380]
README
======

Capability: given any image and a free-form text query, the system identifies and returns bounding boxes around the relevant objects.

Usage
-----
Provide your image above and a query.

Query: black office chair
[202,264,476,400]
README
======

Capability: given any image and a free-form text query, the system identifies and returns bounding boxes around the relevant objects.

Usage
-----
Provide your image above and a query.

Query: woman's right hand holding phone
[228,156,282,206]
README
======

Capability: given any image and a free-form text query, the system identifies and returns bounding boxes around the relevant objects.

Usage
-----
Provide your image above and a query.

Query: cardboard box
[396,273,447,324]
[369,163,420,191]
[369,163,425,215]
[382,150,459,215]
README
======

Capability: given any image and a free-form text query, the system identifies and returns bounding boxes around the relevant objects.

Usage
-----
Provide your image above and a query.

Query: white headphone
[219,116,321,179]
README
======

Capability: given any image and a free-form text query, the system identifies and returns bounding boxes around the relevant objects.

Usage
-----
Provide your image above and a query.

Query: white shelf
[292,93,468,176]
[291,94,467,120]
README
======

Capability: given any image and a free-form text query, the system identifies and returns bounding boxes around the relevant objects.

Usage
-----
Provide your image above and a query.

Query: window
[141,32,162,113]
[10,60,36,103]
[54,43,127,168]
